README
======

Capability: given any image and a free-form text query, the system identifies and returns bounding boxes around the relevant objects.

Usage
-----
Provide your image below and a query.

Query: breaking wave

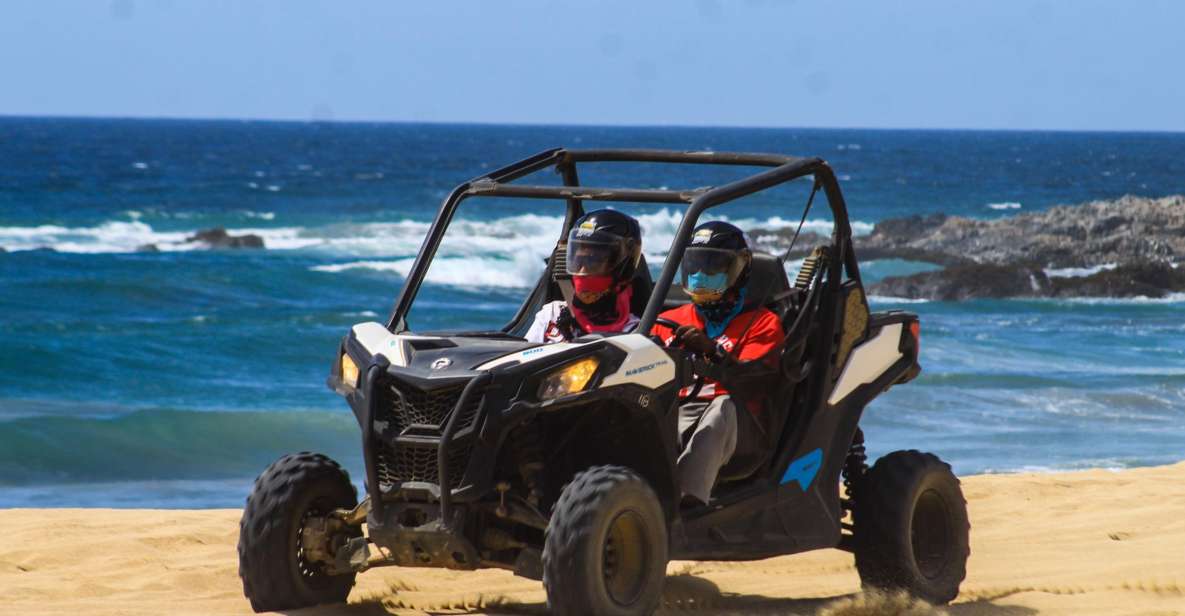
[1044,263,1118,278]
[0,220,313,253]
[0,209,873,256]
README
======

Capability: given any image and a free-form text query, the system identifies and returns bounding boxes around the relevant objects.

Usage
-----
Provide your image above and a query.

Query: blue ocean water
[1,117,1182,507]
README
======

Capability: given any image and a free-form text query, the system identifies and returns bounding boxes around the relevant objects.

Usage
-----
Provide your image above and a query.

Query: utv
[238,149,970,614]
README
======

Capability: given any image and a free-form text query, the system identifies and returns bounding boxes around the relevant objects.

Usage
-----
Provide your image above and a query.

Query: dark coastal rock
[870,261,1185,300]
[186,227,265,249]
[136,243,160,252]
[1050,262,1185,298]
[869,263,1051,301]
[855,195,1185,268]
[749,195,1185,300]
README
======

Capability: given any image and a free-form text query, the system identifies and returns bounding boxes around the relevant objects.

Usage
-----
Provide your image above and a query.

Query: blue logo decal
[780,448,823,491]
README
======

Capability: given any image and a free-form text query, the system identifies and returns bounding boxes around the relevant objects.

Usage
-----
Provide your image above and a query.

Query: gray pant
[676,396,737,503]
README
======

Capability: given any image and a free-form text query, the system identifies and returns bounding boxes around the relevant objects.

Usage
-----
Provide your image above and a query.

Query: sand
[2,462,1182,616]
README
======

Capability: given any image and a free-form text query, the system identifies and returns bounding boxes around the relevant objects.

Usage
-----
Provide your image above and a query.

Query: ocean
[1,117,1182,507]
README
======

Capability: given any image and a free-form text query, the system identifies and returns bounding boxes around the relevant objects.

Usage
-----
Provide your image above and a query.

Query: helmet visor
[680,247,745,299]
[566,238,626,277]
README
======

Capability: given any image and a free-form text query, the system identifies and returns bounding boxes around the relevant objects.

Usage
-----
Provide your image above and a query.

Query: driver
[525,209,643,343]
[652,221,784,507]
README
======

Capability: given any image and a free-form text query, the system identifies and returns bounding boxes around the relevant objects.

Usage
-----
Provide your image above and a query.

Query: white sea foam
[0,210,875,272]
[867,295,931,304]
[987,201,1022,210]
[1044,263,1117,278]
[312,254,544,289]
[1051,293,1185,306]
[0,221,311,253]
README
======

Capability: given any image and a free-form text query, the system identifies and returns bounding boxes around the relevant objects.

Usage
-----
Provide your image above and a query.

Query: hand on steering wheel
[655,317,717,358]
[655,318,708,404]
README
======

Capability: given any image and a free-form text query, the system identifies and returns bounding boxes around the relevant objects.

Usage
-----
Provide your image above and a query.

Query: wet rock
[870,260,1185,300]
[855,195,1185,268]
[1051,261,1185,298]
[136,243,160,252]
[869,263,1051,301]
[186,227,265,249]
[869,213,949,239]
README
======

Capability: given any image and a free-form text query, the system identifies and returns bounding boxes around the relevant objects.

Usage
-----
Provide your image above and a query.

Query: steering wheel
[653,317,706,403]
[654,317,682,333]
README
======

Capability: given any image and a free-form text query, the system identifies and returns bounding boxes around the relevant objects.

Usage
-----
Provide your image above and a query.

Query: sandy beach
[2,462,1182,616]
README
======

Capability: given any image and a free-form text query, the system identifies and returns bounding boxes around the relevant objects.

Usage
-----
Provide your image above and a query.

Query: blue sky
[2,1,1183,131]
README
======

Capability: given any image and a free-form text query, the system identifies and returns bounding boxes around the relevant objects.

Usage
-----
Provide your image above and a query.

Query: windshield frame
[385,149,859,337]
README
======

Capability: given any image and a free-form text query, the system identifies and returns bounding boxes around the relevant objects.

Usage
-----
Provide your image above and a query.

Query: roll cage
[385,148,863,336]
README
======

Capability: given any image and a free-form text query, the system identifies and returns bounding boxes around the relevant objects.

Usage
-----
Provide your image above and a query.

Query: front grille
[375,380,485,436]
[371,377,484,491]
[375,441,473,490]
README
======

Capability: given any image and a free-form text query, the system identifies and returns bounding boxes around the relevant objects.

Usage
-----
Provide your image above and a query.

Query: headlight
[537,356,599,401]
[340,352,360,389]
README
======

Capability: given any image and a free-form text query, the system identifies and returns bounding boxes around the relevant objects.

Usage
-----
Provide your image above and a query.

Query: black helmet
[565,209,642,284]
[680,221,752,303]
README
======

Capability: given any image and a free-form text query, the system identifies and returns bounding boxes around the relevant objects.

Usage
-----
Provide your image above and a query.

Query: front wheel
[853,450,970,605]
[237,452,362,613]
[543,465,669,616]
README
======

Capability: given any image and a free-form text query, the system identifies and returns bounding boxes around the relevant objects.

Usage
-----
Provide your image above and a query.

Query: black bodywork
[326,149,921,574]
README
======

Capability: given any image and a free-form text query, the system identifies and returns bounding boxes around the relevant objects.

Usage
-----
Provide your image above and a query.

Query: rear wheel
[853,450,970,604]
[238,452,361,613]
[543,465,668,616]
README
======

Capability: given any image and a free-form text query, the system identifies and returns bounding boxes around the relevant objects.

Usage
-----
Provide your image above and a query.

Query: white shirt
[524,300,640,343]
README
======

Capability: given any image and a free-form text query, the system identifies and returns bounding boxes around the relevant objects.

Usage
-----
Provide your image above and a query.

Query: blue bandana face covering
[695,287,747,338]
[687,271,729,296]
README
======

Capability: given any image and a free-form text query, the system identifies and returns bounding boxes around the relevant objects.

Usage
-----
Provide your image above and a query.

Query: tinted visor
[680,247,744,296]
[566,238,626,276]
[681,247,737,276]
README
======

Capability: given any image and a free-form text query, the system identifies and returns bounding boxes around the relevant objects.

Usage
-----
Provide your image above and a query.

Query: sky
[2,1,1184,131]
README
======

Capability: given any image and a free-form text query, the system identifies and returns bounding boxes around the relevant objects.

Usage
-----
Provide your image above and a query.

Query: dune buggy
[238,149,970,614]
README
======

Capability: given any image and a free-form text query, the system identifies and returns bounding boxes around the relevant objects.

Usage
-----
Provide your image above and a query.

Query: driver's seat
[714,249,825,485]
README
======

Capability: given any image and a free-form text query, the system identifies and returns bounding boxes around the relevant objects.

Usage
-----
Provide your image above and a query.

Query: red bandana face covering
[571,276,633,333]
[572,275,614,298]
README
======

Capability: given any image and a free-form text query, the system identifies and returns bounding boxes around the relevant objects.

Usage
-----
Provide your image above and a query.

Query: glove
[675,325,718,358]
[555,307,581,340]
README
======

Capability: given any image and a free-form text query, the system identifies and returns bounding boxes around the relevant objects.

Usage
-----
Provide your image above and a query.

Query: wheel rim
[911,488,952,580]
[602,509,651,606]
[292,499,336,589]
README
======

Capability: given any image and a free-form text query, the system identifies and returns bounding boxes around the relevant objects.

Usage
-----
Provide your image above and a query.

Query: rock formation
[750,195,1185,300]
[185,227,265,249]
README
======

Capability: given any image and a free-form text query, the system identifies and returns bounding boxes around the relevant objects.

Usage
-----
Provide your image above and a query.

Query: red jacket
[652,303,784,402]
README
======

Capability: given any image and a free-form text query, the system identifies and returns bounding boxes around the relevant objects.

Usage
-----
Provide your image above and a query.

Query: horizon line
[2,112,1184,136]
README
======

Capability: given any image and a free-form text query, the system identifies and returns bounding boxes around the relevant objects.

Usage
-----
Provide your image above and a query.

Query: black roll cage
[385,148,862,336]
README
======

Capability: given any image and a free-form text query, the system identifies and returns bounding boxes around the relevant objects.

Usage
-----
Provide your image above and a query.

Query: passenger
[652,221,784,507]
[525,209,643,343]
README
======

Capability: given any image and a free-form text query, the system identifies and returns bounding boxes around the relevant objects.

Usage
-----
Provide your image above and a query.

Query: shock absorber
[841,427,868,512]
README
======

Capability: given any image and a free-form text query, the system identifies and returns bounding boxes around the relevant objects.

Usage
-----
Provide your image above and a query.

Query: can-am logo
[430,358,452,370]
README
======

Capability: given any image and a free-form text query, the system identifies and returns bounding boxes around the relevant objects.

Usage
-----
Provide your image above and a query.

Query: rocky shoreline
[754,195,1185,300]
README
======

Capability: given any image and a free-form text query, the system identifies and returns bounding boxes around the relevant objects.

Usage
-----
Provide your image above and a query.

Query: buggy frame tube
[386,150,564,330]
[637,158,854,335]
[438,372,493,526]
[386,149,856,334]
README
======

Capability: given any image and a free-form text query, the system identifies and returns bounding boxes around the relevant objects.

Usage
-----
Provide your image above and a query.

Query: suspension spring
[840,427,868,512]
